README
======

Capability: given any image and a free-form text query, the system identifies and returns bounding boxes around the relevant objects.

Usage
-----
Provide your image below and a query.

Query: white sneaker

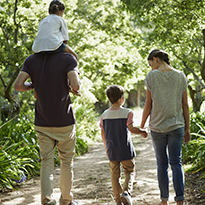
[121,191,132,205]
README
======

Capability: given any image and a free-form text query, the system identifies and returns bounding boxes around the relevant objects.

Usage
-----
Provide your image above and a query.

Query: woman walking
[140,49,191,205]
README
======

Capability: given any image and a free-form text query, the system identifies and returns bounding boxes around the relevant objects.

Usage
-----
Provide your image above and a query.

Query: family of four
[14,1,191,205]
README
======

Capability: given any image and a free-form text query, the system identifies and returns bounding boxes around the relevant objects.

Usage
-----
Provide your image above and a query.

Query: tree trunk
[188,85,203,112]
[202,29,205,81]
[137,88,141,107]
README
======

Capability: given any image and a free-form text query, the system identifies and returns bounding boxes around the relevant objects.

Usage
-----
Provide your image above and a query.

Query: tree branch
[0,74,6,88]
[182,61,205,89]
[4,67,21,102]
[188,84,195,103]
[14,0,18,44]
[201,29,205,81]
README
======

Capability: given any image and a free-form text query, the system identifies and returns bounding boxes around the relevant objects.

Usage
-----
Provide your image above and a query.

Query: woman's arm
[140,89,152,128]
[128,123,148,138]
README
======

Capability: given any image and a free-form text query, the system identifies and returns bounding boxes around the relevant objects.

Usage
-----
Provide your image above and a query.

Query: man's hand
[67,70,81,93]
[69,86,81,96]
[14,71,34,91]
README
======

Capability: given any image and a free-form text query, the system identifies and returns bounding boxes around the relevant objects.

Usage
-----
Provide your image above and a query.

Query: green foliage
[0,0,46,103]
[72,76,100,156]
[190,112,205,140]
[1,0,147,119]
[182,112,205,173]
[0,0,147,190]
[67,0,146,103]
[120,0,205,112]
[0,113,40,189]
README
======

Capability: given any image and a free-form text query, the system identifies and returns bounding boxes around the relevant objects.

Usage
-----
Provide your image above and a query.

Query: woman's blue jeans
[151,127,185,202]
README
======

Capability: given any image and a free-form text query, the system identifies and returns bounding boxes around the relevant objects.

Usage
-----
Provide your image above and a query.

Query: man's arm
[67,70,81,92]
[14,71,33,91]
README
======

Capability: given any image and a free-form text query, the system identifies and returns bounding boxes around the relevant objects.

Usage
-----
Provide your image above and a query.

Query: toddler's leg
[64,45,78,61]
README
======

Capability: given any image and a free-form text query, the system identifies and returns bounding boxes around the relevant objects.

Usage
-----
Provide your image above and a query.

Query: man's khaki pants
[35,124,76,205]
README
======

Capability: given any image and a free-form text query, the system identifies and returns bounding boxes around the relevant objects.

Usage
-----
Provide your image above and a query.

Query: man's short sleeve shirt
[22,52,78,127]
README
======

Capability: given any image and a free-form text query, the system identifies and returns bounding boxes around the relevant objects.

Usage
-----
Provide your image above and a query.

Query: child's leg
[64,45,78,61]
[109,161,122,202]
[121,158,135,195]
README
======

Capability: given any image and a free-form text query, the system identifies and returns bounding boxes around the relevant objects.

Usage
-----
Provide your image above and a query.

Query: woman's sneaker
[121,191,132,205]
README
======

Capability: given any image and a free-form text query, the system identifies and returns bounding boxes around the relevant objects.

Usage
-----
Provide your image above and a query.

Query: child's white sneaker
[121,191,132,205]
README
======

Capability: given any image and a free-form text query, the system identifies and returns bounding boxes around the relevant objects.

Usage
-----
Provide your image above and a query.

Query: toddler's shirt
[32,14,69,53]
[100,107,136,161]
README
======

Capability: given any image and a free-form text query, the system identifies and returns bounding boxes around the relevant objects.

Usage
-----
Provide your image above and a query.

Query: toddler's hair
[147,49,171,65]
[106,85,125,104]
[49,0,65,14]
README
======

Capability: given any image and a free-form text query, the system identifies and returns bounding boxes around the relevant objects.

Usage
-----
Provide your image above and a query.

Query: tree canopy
[0,0,147,116]
[121,0,205,111]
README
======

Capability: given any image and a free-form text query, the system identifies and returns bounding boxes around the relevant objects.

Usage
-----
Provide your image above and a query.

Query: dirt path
[0,109,187,205]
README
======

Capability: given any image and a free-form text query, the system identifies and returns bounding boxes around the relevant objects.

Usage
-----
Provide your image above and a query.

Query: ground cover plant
[182,111,205,175]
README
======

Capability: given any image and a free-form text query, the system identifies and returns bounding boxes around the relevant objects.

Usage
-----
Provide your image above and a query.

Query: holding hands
[139,128,148,138]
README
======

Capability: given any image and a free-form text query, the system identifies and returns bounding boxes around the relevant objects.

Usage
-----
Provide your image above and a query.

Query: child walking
[100,85,147,205]
[32,0,78,60]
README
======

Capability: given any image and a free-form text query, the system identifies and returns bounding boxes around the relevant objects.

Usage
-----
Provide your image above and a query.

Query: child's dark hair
[49,0,65,14]
[147,49,171,65]
[106,85,125,104]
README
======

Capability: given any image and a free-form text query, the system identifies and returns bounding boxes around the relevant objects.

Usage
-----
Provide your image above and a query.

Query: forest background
[0,0,205,192]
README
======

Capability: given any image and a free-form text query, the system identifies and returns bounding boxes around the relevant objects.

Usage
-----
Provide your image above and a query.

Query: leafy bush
[72,77,100,156]
[189,111,205,140]
[0,113,40,189]
[182,112,205,173]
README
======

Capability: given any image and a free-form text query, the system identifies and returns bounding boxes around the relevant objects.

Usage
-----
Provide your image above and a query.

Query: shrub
[0,113,40,189]
[182,112,205,173]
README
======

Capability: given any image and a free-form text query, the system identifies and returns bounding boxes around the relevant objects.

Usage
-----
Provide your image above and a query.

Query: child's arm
[101,128,108,157]
[128,123,148,138]
[101,128,107,150]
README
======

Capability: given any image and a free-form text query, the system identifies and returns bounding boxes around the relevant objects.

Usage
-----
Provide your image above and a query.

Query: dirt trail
[0,109,184,205]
